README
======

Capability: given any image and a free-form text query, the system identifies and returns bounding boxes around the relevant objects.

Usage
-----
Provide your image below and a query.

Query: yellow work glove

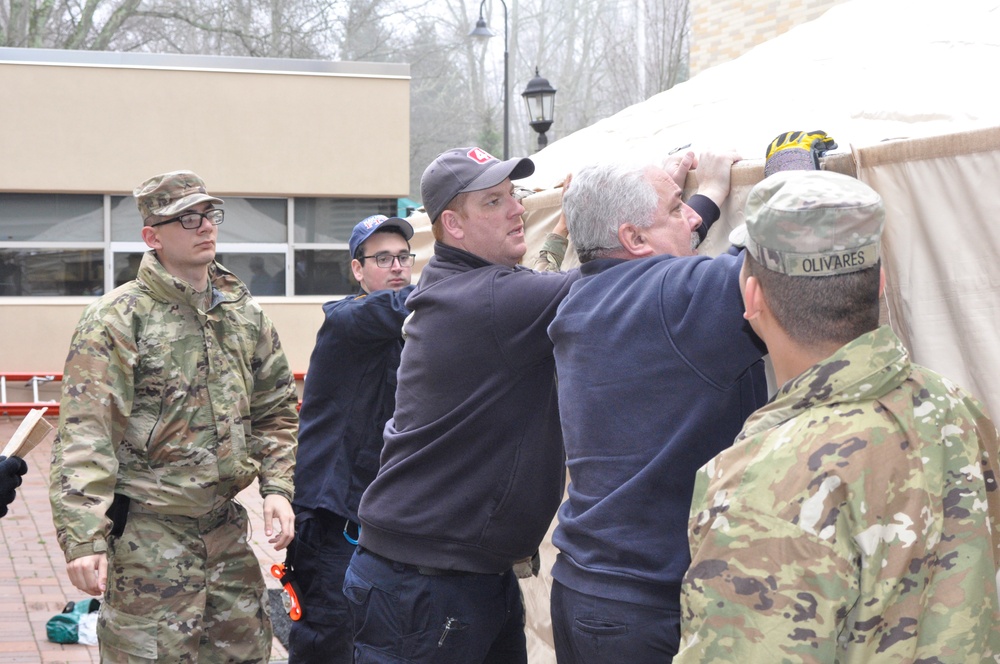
[764,130,838,177]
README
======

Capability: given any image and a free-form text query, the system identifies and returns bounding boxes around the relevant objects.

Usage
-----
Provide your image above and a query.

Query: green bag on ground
[46,598,101,644]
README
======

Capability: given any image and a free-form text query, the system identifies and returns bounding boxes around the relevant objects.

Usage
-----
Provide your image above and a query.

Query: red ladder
[1,372,306,417]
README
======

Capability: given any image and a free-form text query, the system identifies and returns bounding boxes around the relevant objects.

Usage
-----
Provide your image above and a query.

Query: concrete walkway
[0,417,290,663]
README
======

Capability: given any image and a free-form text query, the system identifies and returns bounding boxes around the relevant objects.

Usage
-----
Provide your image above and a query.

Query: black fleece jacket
[357,242,580,573]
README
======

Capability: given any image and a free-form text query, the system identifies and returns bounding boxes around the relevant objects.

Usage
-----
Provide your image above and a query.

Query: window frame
[0,194,399,300]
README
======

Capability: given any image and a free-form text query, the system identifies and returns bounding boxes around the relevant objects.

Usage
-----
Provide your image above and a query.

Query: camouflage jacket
[530,232,568,272]
[676,325,1000,663]
[51,252,298,562]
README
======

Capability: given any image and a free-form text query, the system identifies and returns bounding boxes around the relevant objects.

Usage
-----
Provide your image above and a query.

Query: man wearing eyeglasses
[50,170,299,664]
[287,214,415,664]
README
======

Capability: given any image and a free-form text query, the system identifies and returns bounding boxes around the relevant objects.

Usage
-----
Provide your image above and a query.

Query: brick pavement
[0,418,289,663]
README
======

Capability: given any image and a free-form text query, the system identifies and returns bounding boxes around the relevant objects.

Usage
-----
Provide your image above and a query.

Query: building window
[1,193,400,297]
[0,248,104,296]
[0,194,103,241]
[0,194,104,295]
[293,197,397,296]
[220,253,287,296]
[294,249,356,296]
[112,252,144,288]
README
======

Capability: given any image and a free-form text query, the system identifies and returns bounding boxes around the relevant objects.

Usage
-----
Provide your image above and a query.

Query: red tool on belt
[270,562,303,621]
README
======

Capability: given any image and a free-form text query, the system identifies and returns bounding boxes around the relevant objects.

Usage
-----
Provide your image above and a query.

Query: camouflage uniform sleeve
[530,232,568,272]
[247,311,298,501]
[680,395,1000,662]
[50,306,136,562]
[678,481,858,662]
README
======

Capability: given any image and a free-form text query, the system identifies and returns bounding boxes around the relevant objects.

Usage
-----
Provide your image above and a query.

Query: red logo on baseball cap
[467,147,496,164]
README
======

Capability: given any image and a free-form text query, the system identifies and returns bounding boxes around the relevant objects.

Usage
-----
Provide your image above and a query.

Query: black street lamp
[469,0,509,160]
[521,68,557,151]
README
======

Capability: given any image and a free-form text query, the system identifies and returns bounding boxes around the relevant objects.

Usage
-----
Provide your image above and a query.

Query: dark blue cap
[349,215,414,258]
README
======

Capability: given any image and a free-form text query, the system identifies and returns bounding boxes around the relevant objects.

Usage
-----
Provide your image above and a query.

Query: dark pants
[550,579,680,664]
[286,511,357,664]
[343,547,527,663]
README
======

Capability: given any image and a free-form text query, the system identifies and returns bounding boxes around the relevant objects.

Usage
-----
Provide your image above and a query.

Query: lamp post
[521,68,557,151]
[470,0,509,160]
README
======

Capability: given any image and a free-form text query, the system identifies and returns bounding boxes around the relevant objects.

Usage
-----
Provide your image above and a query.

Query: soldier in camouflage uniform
[50,170,299,663]
[675,170,1000,662]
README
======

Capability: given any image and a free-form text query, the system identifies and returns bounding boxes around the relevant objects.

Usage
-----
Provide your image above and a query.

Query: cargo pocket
[342,565,374,632]
[342,564,406,653]
[346,574,415,664]
[97,604,158,660]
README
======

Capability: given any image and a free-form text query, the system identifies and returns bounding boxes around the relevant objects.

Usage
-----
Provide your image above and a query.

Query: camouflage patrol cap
[731,170,884,277]
[133,170,223,224]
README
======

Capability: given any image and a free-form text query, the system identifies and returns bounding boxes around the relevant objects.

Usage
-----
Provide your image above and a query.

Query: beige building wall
[0,48,409,377]
[690,0,849,75]
[0,299,326,376]
[0,49,409,196]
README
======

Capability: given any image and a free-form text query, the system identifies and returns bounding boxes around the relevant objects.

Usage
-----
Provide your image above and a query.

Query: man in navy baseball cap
[348,214,414,260]
[288,212,416,663]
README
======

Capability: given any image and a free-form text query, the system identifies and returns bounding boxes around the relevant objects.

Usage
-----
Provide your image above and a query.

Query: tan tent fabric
[520,497,560,663]
[857,126,1000,419]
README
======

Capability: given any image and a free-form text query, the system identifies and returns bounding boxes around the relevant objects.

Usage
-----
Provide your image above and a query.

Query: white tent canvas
[517,0,1000,191]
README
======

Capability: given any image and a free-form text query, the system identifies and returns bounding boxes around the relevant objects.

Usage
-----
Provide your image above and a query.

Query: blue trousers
[550,579,680,664]
[286,511,356,664]
[343,547,527,663]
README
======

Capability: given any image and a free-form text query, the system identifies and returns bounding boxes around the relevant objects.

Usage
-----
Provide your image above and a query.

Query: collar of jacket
[580,257,628,276]
[739,325,909,441]
[432,241,496,270]
[135,250,248,312]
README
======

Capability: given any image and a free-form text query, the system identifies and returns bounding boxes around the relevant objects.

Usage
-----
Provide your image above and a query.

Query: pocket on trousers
[343,563,410,653]
[574,617,629,636]
[342,565,373,608]
[98,604,158,659]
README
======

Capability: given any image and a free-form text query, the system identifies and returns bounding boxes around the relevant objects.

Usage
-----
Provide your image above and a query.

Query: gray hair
[562,161,658,262]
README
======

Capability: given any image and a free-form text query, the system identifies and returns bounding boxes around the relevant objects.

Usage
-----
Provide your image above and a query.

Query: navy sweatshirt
[357,243,581,574]
[293,286,414,522]
[548,247,769,609]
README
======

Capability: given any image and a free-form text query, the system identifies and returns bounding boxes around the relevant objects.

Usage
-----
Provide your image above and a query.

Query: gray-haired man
[547,151,765,663]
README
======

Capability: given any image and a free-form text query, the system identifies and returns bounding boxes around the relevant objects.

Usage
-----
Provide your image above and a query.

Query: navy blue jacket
[292,286,414,522]
[357,243,580,574]
[548,244,768,609]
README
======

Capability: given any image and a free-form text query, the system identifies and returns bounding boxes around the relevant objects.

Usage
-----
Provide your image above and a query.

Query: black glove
[764,130,838,177]
[0,455,28,518]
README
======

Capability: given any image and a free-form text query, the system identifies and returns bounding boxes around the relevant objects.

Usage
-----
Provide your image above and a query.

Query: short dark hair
[746,254,881,348]
[355,226,411,261]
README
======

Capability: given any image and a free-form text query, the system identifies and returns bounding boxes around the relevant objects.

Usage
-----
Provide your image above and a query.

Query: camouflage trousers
[98,500,272,663]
